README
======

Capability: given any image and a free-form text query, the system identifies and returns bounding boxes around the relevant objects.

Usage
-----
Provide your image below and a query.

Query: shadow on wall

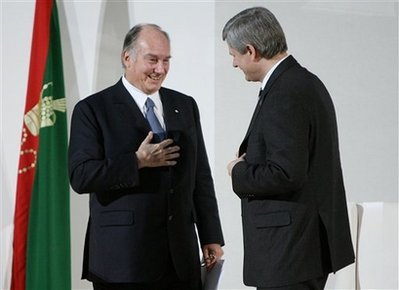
[326,202,398,290]
[57,1,79,125]
[355,202,398,290]
[94,0,131,92]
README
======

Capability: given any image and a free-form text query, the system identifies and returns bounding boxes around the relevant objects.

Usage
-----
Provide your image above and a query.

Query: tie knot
[145,97,155,109]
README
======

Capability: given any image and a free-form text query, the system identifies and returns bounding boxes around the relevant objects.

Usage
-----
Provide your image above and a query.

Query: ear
[122,51,131,67]
[246,44,261,61]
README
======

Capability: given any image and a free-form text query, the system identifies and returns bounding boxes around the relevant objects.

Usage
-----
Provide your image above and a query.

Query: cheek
[235,58,245,69]
[141,67,155,79]
[144,64,154,73]
[238,63,247,72]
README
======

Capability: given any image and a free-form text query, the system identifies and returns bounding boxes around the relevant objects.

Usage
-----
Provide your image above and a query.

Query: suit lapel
[159,88,184,141]
[239,56,299,155]
[111,82,185,140]
[112,79,150,133]
[110,82,188,142]
[239,92,265,155]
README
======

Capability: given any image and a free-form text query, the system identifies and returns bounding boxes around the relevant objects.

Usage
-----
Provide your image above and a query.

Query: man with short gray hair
[223,7,354,290]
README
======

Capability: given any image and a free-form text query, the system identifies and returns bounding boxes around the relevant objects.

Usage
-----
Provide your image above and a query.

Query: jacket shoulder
[76,81,123,108]
[160,87,196,105]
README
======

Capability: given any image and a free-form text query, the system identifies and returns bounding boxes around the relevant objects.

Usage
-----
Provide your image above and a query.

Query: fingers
[227,153,246,175]
[136,134,181,168]
[203,253,217,271]
[159,138,174,148]
[152,144,180,156]
[143,131,154,144]
[202,244,224,270]
[150,144,180,163]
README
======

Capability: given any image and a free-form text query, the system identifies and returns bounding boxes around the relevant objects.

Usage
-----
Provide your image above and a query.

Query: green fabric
[26,2,71,289]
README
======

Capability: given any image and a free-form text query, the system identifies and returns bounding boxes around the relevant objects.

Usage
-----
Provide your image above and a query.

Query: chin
[244,75,252,82]
[147,80,163,90]
[144,84,162,94]
[244,75,257,82]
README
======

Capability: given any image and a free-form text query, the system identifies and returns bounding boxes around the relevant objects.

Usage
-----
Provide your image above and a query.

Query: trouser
[257,275,329,290]
[92,254,201,290]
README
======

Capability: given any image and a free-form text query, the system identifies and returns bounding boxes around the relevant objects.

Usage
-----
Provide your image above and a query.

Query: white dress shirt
[260,54,289,91]
[122,76,166,130]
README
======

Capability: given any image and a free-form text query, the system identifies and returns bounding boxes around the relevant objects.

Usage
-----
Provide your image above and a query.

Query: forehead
[136,28,171,57]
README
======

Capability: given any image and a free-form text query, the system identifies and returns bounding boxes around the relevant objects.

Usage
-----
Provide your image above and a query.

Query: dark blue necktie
[145,97,166,141]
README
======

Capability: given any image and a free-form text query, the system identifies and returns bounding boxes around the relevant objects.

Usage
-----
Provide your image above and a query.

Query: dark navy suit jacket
[232,56,355,288]
[69,79,224,283]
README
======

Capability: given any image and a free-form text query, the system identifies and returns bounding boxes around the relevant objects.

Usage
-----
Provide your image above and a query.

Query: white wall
[1,1,397,289]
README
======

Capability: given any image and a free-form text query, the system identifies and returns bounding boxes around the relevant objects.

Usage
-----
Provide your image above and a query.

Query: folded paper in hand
[201,259,224,290]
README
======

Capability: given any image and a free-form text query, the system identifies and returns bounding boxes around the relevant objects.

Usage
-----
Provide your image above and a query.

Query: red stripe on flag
[11,1,53,289]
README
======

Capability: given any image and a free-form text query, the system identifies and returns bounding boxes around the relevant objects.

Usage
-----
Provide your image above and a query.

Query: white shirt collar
[122,76,164,117]
[261,54,289,91]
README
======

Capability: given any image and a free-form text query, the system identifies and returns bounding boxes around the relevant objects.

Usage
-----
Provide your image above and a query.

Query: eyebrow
[145,53,172,60]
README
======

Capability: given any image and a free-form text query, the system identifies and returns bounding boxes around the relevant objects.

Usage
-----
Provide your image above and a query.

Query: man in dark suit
[223,7,355,290]
[69,23,224,290]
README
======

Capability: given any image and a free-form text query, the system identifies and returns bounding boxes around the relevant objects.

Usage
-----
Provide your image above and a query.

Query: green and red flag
[11,0,71,289]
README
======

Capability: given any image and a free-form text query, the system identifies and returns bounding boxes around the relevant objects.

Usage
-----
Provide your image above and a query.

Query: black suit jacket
[232,56,355,288]
[68,79,224,283]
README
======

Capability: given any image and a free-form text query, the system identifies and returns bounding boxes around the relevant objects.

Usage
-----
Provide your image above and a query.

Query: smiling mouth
[149,74,162,81]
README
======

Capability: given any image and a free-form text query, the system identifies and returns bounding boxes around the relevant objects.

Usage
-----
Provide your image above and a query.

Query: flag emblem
[24,82,66,136]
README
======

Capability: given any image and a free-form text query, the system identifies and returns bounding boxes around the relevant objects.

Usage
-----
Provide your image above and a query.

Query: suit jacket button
[168,215,173,221]
[169,189,174,194]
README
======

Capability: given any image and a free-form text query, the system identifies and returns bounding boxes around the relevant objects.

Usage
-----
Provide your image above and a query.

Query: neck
[259,51,288,81]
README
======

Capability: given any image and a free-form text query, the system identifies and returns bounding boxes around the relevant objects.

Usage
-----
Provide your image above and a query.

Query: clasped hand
[136,132,180,168]
[227,153,246,176]
[202,243,224,271]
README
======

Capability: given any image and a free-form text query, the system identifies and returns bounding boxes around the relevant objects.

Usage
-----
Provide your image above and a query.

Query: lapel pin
[174,109,179,113]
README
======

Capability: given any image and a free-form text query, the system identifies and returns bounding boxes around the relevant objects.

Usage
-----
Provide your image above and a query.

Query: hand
[202,243,224,271]
[136,132,180,168]
[227,153,246,176]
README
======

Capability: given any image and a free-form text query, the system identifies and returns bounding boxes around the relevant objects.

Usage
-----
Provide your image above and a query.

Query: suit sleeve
[68,100,140,194]
[232,90,310,197]
[190,99,225,246]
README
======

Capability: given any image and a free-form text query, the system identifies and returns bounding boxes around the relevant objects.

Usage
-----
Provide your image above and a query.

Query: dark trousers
[257,275,328,290]
[92,256,201,290]
[93,278,201,290]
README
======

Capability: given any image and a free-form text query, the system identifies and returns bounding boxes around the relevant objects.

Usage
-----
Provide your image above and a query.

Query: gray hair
[121,23,170,68]
[222,7,287,59]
